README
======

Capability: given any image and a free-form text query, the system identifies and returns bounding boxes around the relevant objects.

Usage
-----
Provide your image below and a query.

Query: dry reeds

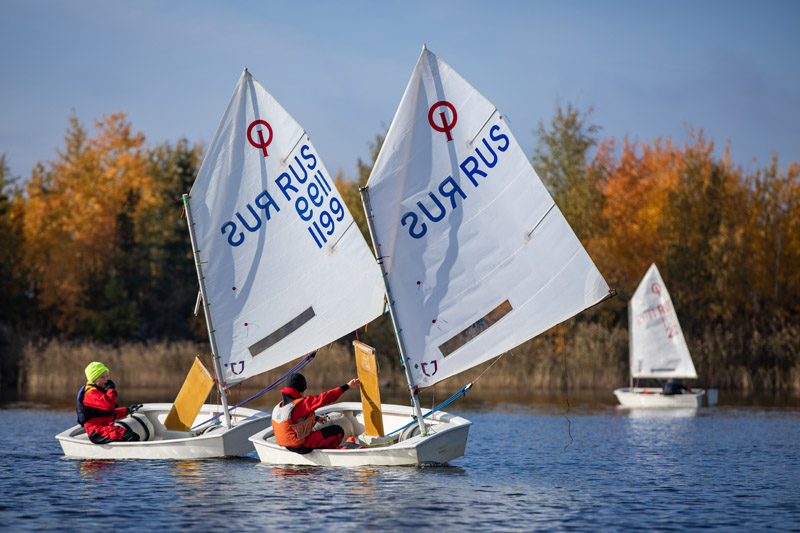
[20,338,204,392]
[16,318,800,395]
[691,316,800,391]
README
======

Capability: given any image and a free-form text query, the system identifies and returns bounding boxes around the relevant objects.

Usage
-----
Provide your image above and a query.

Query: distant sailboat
[614,263,718,408]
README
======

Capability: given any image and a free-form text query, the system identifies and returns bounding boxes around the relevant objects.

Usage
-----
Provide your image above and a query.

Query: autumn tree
[659,135,749,326]
[532,103,602,242]
[743,155,800,320]
[587,128,800,332]
[22,113,158,337]
[139,139,205,339]
[334,130,385,242]
[0,155,30,329]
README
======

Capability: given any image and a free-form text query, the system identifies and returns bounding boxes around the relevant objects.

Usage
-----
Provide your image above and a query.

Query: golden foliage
[21,113,157,333]
[587,128,800,328]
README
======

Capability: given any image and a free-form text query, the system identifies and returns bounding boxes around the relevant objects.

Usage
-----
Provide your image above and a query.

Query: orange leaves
[21,113,156,334]
[590,136,687,289]
[586,127,799,328]
[742,155,800,316]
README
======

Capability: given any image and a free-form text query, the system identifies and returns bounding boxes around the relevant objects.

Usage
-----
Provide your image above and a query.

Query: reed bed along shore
[14,319,800,396]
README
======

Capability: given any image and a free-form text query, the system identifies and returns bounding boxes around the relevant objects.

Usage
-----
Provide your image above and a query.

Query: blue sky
[1,1,798,183]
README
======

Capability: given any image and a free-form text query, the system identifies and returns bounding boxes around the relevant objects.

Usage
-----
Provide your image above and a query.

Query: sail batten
[365,47,611,388]
[189,69,385,385]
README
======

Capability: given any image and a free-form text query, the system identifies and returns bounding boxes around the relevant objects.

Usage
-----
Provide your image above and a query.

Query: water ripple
[1,403,799,530]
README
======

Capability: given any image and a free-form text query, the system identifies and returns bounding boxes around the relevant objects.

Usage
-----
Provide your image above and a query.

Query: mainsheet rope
[191,352,316,430]
[386,383,473,437]
[386,350,510,437]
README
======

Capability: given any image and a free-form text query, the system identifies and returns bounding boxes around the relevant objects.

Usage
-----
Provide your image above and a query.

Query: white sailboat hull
[56,403,270,460]
[249,402,471,466]
[613,387,717,408]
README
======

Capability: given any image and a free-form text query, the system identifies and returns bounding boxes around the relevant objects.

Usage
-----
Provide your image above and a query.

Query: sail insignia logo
[228,361,245,375]
[247,120,273,157]
[651,282,662,296]
[428,101,457,141]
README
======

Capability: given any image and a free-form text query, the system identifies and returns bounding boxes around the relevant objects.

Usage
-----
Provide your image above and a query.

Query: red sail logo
[247,120,273,157]
[428,101,457,141]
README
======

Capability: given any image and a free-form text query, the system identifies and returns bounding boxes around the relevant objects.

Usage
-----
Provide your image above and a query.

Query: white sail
[629,263,697,379]
[189,69,385,385]
[365,47,610,388]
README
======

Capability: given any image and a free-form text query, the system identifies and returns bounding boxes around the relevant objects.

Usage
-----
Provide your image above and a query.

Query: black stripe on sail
[439,300,513,357]
[248,307,316,357]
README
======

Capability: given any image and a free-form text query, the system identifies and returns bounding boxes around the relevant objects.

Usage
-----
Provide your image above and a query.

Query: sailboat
[56,68,387,460]
[250,46,613,465]
[614,263,718,408]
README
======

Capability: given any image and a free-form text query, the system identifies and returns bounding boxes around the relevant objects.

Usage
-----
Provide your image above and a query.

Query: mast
[360,186,428,436]
[628,300,633,390]
[182,193,232,428]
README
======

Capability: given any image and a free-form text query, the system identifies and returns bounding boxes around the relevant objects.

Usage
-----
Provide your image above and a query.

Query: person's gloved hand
[127,404,143,414]
[105,380,117,390]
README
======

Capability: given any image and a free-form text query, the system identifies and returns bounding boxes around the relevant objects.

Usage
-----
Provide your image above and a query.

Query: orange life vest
[272,398,316,447]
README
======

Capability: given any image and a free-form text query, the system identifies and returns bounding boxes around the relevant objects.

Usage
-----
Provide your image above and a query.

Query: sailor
[271,372,359,453]
[76,362,142,444]
[663,378,690,395]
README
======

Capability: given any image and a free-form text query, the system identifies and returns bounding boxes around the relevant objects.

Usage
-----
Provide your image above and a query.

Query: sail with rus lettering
[613,263,717,408]
[189,69,385,385]
[362,46,612,389]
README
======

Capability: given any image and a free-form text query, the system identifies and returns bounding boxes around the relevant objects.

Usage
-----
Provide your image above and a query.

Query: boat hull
[249,402,471,466]
[613,387,717,408]
[56,403,270,460]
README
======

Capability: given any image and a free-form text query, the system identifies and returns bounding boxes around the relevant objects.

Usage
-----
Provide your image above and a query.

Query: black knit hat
[287,373,307,392]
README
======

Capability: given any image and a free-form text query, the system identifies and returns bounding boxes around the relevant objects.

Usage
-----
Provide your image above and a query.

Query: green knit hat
[85,362,109,383]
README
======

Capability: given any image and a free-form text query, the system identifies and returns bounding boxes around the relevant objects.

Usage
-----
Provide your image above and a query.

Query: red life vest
[272,398,316,448]
[76,384,115,426]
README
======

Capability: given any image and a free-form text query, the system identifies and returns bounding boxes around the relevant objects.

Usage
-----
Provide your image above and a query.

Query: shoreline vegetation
[1,106,798,401]
[15,320,800,397]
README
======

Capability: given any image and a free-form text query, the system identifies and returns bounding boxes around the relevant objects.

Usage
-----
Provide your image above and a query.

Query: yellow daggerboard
[164,356,215,432]
[353,341,384,437]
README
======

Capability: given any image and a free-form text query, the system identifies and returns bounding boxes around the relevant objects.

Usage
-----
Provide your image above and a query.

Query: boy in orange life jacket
[271,372,360,453]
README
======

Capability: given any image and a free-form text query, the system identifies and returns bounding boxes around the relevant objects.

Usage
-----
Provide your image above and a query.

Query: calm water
[1,393,799,531]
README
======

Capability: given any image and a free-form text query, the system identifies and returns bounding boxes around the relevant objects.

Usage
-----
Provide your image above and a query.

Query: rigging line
[191,352,316,430]
[473,350,510,383]
[562,326,574,450]
[386,383,473,437]
[390,350,509,433]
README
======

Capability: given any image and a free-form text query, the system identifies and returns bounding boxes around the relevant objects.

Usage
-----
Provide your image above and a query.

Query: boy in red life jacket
[271,372,360,454]
[76,362,142,444]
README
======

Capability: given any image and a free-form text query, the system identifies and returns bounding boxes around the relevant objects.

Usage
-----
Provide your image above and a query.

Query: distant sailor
[663,379,690,395]
[271,373,360,453]
[76,362,142,444]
